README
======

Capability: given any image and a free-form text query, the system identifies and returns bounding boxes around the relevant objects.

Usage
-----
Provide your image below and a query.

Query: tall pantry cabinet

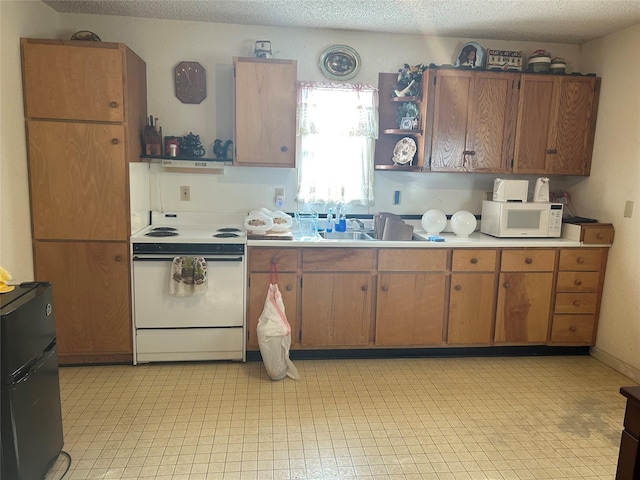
[21,38,147,364]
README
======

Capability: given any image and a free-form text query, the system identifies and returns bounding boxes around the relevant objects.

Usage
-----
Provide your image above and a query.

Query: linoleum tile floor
[47,356,632,480]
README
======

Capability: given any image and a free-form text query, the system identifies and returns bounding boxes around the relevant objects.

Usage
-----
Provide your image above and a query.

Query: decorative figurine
[213,139,233,160]
[180,132,205,158]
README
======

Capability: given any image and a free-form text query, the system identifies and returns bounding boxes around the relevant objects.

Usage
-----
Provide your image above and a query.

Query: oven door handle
[133,256,244,262]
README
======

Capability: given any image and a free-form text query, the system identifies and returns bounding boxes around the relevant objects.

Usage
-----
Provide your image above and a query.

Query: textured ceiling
[43,0,640,44]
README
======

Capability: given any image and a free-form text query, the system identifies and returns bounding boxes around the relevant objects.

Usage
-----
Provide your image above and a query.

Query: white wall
[0,1,58,281]
[573,24,640,379]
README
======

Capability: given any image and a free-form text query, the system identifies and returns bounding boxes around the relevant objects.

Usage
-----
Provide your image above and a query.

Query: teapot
[180,132,205,158]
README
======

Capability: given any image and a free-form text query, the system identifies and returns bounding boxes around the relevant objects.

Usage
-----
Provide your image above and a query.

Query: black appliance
[1,282,63,480]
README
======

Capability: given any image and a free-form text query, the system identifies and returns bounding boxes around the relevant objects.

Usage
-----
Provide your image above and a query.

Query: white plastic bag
[257,283,300,380]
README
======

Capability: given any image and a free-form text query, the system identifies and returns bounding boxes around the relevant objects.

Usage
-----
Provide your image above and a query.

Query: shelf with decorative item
[140,155,231,163]
[375,69,433,171]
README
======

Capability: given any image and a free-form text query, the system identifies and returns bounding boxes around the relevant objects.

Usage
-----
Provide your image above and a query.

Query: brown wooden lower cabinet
[376,273,446,345]
[246,243,610,352]
[617,386,640,479]
[34,240,132,364]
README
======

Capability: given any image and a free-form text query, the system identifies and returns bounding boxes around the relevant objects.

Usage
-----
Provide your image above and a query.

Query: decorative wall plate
[454,41,486,69]
[392,137,417,165]
[319,45,361,80]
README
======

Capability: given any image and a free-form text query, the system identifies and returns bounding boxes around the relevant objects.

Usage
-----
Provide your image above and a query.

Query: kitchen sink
[319,231,376,241]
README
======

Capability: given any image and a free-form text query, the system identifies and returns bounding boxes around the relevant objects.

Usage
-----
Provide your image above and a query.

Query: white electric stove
[130,211,247,364]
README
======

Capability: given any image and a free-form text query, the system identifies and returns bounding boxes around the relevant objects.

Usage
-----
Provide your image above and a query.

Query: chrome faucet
[348,218,365,230]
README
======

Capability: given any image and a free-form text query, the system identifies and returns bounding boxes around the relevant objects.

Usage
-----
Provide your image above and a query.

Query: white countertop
[247,230,587,248]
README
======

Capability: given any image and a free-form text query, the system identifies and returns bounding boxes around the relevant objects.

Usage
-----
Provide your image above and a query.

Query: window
[296,82,378,206]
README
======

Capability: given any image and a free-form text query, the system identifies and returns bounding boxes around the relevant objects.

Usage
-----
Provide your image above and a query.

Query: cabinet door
[465,72,519,172]
[430,70,472,171]
[513,75,556,174]
[448,273,496,345]
[22,41,125,122]
[548,77,599,175]
[376,273,446,345]
[300,273,372,346]
[34,241,131,362]
[27,120,128,240]
[495,272,553,343]
[247,273,298,350]
[234,57,297,167]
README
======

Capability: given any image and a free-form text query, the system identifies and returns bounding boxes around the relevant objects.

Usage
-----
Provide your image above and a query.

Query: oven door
[132,253,245,328]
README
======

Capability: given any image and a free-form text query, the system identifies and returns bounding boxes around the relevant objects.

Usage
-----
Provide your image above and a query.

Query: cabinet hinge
[248,277,250,288]
[517,80,521,89]
[428,156,432,168]
[433,76,437,85]
[299,277,303,289]
[298,330,302,342]
[510,158,514,168]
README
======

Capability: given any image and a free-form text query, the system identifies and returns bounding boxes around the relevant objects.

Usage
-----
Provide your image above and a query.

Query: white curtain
[296,82,378,205]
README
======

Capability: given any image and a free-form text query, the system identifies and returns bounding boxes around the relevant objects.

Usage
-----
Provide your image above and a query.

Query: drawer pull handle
[503,282,510,288]
[525,258,533,264]
[111,138,120,145]
[454,285,462,291]
[577,257,585,264]
[573,300,581,306]
[381,285,388,292]
[109,101,119,108]
[285,284,293,291]
[574,279,582,286]
[569,326,577,333]
[546,149,558,154]
[470,258,478,264]
[361,285,368,292]
[463,150,476,156]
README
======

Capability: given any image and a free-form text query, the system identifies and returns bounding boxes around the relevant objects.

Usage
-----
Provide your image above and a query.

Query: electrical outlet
[180,186,190,201]
[624,200,634,218]
[275,187,285,208]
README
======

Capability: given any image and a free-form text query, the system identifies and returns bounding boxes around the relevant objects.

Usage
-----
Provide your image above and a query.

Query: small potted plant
[396,102,419,128]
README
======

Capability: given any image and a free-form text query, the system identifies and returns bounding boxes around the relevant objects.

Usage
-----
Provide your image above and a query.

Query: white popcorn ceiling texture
[44,0,640,44]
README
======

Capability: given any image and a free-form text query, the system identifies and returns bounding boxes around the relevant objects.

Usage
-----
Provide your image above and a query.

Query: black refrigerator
[1,282,64,480]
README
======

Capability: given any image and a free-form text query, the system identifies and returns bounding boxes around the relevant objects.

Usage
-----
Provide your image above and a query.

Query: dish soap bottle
[325,208,333,233]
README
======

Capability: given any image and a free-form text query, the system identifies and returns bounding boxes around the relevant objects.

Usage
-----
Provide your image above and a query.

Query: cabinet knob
[573,300,581,306]
[115,255,122,262]
[285,284,293,291]
[454,285,462,291]
[525,258,533,264]
[470,258,478,264]
[596,233,604,239]
[280,146,288,152]
[569,326,577,333]
[574,279,582,286]
[381,285,388,292]
[111,138,120,145]
[109,101,119,108]
[503,282,510,288]
[361,285,368,292]
[577,257,585,264]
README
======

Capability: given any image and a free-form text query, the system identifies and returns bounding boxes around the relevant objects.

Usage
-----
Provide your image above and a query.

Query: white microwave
[481,200,563,238]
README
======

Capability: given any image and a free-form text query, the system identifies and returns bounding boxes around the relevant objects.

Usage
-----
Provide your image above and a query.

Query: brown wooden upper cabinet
[430,70,519,173]
[233,57,297,167]
[513,74,600,175]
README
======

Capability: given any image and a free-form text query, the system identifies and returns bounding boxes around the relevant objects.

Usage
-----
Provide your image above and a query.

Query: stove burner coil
[213,232,239,238]
[151,227,178,232]
[217,227,241,233]
[145,231,179,237]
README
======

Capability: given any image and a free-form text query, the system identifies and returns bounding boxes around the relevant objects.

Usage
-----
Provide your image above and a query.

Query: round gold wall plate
[319,45,361,81]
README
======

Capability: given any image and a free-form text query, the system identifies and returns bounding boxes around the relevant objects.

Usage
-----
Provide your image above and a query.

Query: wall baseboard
[591,347,640,383]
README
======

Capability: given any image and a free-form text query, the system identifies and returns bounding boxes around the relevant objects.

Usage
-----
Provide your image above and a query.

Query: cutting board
[247,231,294,240]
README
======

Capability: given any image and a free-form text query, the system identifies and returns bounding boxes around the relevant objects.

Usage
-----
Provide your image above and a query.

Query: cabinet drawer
[581,224,614,245]
[550,315,595,345]
[556,271,600,292]
[249,248,298,272]
[558,248,605,271]
[500,249,556,272]
[378,249,448,271]
[303,248,374,271]
[452,249,497,272]
[554,293,598,314]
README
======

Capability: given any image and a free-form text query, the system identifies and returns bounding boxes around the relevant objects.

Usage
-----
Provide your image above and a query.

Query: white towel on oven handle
[169,256,207,296]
